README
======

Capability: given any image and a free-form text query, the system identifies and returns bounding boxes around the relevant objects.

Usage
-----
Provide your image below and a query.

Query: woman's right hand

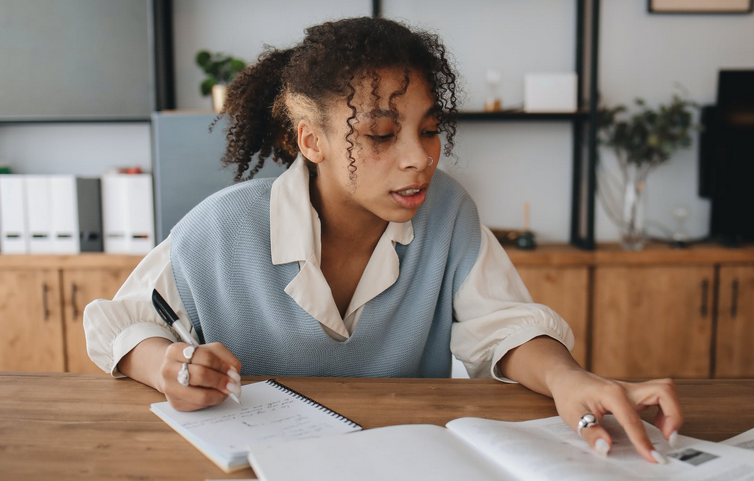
[159,342,243,412]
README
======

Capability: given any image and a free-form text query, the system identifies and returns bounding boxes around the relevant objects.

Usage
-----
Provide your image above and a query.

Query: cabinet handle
[42,282,50,321]
[700,279,709,317]
[71,283,79,319]
[731,278,739,318]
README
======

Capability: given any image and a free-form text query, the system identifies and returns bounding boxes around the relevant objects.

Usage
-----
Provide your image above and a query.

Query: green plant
[595,92,701,247]
[195,50,246,97]
[598,94,701,174]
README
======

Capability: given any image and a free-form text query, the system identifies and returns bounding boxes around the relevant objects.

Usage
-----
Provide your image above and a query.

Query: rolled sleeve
[450,225,575,383]
[83,235,195,377]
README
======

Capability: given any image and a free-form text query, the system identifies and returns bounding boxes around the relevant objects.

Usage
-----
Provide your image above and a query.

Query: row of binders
[0,174,155,254]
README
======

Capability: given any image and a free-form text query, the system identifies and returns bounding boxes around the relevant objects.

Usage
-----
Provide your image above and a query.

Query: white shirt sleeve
[83,235,198,377]
[450,225,576,383]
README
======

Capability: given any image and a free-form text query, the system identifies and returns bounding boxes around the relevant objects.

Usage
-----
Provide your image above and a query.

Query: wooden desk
[1,373,753,480]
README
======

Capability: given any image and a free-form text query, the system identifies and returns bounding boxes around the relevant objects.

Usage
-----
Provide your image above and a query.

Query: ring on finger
[177,362,190,386]
[577,413,598,438]
[183,345,195,364]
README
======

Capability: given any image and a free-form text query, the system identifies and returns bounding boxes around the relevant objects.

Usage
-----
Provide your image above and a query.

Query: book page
[151,380,361,460]
[248,424,516,481]
[446,416,754,481]
[722,428,754,451]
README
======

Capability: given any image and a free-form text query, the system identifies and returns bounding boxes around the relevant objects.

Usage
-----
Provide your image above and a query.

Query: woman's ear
[297,119,326,164]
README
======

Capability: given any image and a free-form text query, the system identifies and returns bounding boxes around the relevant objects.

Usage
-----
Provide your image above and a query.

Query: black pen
[151,289,242,404]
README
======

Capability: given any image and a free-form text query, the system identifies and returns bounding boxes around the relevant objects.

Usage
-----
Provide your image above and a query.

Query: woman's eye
[422,130,440,137]
[366,134,394,142]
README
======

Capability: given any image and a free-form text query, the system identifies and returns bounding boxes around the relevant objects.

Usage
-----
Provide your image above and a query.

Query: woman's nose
[400,146,431,171]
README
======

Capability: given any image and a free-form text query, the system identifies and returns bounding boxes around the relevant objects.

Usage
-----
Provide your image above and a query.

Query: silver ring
[183,345,195,364]
[577,413,598,438]
[427,156,434,166]
[177,362,190,386]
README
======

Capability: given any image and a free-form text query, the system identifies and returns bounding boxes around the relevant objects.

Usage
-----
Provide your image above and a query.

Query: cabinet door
[62,269,135,373]
[0,269,65,372]
[592,266,714,379]
[715,265,754,378]
[517,267,589,368]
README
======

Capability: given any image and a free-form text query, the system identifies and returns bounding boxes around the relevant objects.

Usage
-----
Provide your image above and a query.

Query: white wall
[173,0,371,110]
[0,122,151,175]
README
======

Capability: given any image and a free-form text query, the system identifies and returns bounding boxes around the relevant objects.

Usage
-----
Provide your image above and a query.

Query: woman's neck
[309,175,388,254]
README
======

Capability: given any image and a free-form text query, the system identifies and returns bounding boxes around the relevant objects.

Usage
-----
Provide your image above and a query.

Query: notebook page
[151,380,361,457]
[248,424,516,481]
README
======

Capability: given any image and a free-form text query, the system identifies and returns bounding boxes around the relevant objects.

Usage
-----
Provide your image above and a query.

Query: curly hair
[210,16,459,183]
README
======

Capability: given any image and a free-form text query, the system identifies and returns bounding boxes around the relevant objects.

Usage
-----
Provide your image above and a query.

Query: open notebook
[247,415,754,481]
[150,379,361,472]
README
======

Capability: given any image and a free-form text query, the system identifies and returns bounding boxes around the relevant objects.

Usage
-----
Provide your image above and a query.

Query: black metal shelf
[456,111,590,122]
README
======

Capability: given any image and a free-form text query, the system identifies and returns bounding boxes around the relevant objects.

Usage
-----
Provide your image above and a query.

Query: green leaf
[196,50,211,69]
[230,59,246,72]
[200,78,216,97]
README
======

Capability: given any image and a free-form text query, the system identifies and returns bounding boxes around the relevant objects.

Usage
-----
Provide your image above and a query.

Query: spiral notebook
[150,379,362,473]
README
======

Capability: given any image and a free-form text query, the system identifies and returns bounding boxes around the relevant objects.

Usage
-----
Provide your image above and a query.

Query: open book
[247,415,754,481]
[150,379,361,473]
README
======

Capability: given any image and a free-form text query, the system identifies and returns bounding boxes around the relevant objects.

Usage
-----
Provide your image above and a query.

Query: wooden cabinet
[62,269,135,373]
[591,266,715,379]
[715,265,754,378]
[0,268,65,372]
[517,267,589,368]
[0,255,141,373]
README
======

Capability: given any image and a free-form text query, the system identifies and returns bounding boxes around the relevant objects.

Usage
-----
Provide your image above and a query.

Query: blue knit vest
[170,170,481,378]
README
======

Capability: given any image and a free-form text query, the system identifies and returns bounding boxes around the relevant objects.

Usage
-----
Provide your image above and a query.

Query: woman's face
[316,68,442,225]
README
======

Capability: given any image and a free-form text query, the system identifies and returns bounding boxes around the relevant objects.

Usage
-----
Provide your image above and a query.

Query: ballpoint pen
[151,289,242,405]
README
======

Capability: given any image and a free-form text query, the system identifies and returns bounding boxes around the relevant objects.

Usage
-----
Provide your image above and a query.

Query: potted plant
[597,93,700,250]
[195,50,246,113]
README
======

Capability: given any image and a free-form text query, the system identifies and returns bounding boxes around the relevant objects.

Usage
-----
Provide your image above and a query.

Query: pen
[151,289,242,405]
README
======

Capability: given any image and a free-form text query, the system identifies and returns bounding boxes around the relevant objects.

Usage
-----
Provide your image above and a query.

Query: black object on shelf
[700,70,754,245]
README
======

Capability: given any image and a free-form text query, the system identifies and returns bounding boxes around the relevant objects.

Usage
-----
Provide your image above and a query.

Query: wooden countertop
[2,373,753,480]
[2,243,754,269]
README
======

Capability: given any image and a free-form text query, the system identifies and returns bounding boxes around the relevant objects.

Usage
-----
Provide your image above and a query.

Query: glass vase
[621,164,647,250]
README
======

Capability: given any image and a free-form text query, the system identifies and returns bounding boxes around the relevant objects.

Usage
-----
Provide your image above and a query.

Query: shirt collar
[269,153,414,266]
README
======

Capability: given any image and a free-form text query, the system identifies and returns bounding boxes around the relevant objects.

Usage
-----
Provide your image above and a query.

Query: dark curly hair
[209,16,459,182]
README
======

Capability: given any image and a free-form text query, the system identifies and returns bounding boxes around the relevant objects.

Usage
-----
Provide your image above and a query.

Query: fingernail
[595,438,610,457]
[227,369,241,382]
[651,450,669,465]
[668,430,678,448]
[226,381,238,394]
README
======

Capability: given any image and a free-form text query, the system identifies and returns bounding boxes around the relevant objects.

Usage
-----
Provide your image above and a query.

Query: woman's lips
[390,188,427,209]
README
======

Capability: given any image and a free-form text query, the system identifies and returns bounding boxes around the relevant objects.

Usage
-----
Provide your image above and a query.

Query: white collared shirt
[83,156,574,382]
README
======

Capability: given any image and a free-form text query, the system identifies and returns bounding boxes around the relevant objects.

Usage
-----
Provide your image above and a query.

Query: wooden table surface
[1,373,753,480]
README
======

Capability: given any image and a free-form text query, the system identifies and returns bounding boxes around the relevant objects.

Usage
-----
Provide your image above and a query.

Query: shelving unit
[0,0,601,250]
[371,0,602,249]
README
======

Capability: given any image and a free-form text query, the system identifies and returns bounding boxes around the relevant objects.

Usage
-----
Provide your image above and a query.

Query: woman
[84,17,681,464]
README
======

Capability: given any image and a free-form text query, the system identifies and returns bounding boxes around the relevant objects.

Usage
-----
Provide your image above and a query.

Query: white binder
[102,174,155,254]
[0,175,29,254]
[50,176,80,254]
[24,175,54,254]
[23,175,81,254]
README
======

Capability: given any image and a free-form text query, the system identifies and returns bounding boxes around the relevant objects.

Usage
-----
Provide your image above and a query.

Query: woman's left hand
[549,369,684,463]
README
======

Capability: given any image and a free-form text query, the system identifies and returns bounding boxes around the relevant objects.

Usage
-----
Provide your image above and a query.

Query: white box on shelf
[524,72,578,113]
[0,175,29,254]
[102,174,155,254]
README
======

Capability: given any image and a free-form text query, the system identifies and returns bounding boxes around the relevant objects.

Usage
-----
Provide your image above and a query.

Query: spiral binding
[265,379,362,429]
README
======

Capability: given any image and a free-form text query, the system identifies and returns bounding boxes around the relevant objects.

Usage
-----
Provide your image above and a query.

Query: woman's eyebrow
[361,104,441,122]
